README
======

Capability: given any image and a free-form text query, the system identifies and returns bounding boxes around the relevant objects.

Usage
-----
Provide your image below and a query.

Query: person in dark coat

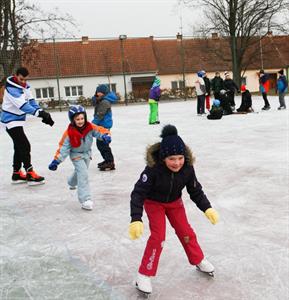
[223,71,239,110]
[128,125,219,294]
[202,70,211,111]
[237,85,253,113]
[259,69,271,110]
[211,72,224,100]
[219,89,233,115]
[207,99,223,120]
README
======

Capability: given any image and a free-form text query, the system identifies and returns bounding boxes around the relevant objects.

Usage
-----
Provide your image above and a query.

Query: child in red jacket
[129,125,219,295]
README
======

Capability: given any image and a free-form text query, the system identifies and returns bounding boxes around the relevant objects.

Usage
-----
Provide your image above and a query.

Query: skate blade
[196,266,215,277]
[27,180,45,186]
[81,206,93,211]
[11,180,27,185]
[135,283,151,298]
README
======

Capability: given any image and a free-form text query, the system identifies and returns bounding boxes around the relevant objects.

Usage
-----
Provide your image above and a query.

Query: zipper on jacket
[166,173,174,202]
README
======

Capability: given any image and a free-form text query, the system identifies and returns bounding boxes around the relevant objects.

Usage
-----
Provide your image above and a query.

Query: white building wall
[29,72,156,101]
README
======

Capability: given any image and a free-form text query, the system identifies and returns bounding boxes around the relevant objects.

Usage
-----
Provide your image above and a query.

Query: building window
[171,81,178,89]
[241,77,247,85]
[35,88,54,99]
[65,86,83,97]
[110,83,116,93]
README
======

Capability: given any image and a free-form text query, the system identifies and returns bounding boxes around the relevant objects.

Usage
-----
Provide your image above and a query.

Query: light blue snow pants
[67,157,91,204]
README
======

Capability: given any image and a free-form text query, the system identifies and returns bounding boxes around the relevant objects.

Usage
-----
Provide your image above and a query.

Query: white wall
[29,72,156,101]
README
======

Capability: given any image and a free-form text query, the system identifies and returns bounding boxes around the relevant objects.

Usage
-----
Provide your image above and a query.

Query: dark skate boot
[26,168,45,186]
[99,161,115,171]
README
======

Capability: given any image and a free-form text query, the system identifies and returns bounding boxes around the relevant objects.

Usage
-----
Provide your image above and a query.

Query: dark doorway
[131,76,155,99]
[268,73,277,94]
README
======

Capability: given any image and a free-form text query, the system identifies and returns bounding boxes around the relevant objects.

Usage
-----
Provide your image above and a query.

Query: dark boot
[99,162,115,171]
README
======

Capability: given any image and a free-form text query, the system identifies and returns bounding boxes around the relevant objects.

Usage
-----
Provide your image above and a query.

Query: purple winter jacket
[149,86,161,101]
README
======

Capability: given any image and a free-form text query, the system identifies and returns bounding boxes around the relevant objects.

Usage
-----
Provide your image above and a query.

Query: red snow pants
[138,199,204,276]
[205,95,211,110]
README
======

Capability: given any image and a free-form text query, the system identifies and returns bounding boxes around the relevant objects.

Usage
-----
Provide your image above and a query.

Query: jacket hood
[145,142,195,167]
[103,92,118,103]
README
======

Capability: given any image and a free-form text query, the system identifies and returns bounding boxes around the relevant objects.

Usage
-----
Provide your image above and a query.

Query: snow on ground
[0,96,288,300]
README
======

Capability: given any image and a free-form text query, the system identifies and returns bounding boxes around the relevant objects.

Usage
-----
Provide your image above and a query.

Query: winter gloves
[129,221,144,240]
[102,133,111,144]
[38,110,54,126]
[48,159,60,171]
[205,208,219,225]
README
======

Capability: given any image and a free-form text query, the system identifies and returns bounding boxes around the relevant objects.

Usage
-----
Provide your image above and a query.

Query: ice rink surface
[0,96,288,300]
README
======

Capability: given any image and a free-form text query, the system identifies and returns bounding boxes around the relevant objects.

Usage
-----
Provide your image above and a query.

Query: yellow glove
[205,208,219,225]
[129,221,144,240]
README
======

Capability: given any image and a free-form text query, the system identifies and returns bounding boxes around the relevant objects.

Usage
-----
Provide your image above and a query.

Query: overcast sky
[31,0,202,38]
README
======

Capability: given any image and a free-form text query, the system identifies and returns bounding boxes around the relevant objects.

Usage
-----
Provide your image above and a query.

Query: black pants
[96,139,114,163]
[197,95,205,114]
[214,92,221,100]
[227,91,235,106]
[6,126,32,171]
[262,93,270,107]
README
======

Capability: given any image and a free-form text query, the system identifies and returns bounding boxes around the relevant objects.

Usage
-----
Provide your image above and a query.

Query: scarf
[67,122,93,148]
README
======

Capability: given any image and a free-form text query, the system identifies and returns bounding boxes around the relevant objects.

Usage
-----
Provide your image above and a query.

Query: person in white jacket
[1,67,54,185]
[195,71,206,115]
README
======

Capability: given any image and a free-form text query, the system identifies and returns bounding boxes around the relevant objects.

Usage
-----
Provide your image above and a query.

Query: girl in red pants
[129,125,219,295]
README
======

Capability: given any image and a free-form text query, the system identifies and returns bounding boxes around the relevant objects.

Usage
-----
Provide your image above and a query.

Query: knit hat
[152,76,161,88]
[278,69,284,75]
[213,99,220,107]
[96,84,109,95]
[197,71,204,78]
[159,125,186,159]
[241,84,246,92]
[259,69,265,74]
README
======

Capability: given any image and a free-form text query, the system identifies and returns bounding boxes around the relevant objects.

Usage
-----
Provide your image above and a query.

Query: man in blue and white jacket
[1,67,54,185]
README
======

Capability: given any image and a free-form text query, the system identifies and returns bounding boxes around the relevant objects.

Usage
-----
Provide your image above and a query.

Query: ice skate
[135,272,152,297]
[277,106,286,110]
[69,185,77,190]
[81,200,93,210]
[261,105,270,111]
[196,258,215,277]
[26,168,45,186]
[11,170,27,184]
[99,161,115,171]
[97,161,106,168]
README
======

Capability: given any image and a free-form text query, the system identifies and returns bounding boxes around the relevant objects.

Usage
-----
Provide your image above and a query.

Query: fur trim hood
[145,142,195,167]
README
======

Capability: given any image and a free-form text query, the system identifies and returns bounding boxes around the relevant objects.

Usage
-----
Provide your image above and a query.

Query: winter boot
[196,258,215,276]
[26,168,45,186]
[97,161,106,168]
[262,105,271,110]
[278,106,286,110]
[135,272,152,294]
[81,200,93,210]
[99,161,115,171]
[12,170,27,184]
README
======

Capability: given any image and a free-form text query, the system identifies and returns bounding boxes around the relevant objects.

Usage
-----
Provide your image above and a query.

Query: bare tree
[182,0,289,85]
[0,0,75,83]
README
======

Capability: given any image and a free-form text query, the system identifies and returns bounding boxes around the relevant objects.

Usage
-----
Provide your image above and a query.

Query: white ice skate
[196,258,215,277]
[135,272,152,296]
[81,200,93,210]
[69,185,77,190]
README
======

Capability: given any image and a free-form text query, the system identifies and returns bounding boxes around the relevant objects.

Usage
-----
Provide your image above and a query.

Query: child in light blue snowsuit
[48,105,111,210]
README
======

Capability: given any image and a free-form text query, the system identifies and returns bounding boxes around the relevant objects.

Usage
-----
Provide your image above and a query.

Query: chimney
[212,33,218,39]
[81,36,89,44]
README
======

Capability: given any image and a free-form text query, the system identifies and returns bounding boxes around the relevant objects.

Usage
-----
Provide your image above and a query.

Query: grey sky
[32,0,200,38]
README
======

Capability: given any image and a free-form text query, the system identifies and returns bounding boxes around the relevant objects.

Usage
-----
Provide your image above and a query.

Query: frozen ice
[0,96,288,299]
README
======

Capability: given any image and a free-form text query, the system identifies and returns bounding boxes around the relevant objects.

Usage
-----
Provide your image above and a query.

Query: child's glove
[129,221,144,240]
[204,208,219,225]
[38,110,54,127]
[102,134,111,144]
[48,159,60,171]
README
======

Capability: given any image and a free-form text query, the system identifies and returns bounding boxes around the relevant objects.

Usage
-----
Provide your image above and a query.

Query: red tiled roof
[22,35,289,79]
[23,38,158,78]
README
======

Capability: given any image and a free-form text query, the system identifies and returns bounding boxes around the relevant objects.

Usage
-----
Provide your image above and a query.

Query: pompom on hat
[159,125,186,159]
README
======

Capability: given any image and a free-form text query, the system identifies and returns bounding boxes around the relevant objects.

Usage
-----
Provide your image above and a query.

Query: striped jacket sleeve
[54,130,71,162]
[91,124,110,139]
